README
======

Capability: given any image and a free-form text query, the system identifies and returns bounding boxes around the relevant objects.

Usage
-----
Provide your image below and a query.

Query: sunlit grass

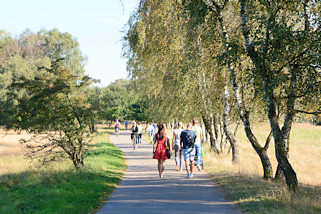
[0,127,127,213]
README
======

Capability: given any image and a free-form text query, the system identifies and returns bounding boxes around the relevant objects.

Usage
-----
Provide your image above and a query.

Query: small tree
[10,59,95,169]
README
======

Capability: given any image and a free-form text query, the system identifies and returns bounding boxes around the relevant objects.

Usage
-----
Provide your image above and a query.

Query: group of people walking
[114,118,203,179]
[153,118,203,179]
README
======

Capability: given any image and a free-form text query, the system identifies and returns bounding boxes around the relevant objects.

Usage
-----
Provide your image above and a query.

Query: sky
[0,0,139,87]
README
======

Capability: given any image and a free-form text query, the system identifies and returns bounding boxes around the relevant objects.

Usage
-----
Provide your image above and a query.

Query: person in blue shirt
[125,120,129,130]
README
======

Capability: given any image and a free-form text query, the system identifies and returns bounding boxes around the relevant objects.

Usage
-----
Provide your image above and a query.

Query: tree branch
[295,110,321,115]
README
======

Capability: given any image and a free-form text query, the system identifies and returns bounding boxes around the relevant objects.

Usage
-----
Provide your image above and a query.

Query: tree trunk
[226,35,273,178]
[213,115,219,141]
[204,3,273,178]
[272,126,298,191]
[72,152,84,170]
[198,76,220,153]
[202,114,220,153]
[90,123,95,133]
[222,86,240,164]
[274,164,285,180]
[238,0,298,190]
[200,118,208,143]
[219,117,226,151]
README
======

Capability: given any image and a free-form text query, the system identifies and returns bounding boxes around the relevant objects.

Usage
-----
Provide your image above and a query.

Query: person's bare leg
[161,160,165,177]
[158,159,162,177]
[190,160,194,175]
[185,161,190,175]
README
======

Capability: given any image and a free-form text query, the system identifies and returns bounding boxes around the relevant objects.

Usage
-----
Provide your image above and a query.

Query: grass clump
[0,129,127,213]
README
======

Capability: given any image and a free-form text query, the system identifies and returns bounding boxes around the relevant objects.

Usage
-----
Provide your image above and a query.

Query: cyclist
[131,121,138,149]
[114,119,121,136]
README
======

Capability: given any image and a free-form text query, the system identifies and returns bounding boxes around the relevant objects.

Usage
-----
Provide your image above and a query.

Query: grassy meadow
[0,127,127,213]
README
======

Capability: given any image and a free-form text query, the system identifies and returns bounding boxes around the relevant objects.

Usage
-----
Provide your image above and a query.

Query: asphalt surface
[97,130,242,214]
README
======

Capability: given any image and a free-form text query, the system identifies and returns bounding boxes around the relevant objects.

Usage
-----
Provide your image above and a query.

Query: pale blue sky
[0,0,139,87]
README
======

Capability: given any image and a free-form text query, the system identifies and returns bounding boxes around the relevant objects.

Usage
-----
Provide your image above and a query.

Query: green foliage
[86,78,148,123]
[123,0,320,123]
[0,131,127,213]
[0,29,93,169]
[38,28,87,76]
[0,28,88,127]
[6,59,96,169]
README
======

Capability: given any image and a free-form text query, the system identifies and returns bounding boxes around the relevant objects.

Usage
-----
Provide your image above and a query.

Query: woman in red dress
[153,124,170,178]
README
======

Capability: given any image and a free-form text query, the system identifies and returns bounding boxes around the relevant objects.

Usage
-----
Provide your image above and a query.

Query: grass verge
[0,129,127,213]
[204,151,321,214]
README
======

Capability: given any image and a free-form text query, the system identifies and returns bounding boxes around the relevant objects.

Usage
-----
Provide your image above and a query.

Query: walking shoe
[176,165,179,171]
[189,174,194,178]
[197,165,202,171]
[186,174,190,179]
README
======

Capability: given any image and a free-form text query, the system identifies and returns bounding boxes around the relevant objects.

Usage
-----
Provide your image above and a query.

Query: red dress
[153,134,168,160]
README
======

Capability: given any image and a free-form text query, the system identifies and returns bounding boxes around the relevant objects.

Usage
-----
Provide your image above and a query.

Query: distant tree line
[85,78,149,132]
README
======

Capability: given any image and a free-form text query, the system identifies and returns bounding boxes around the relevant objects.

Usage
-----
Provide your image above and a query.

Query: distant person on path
[192,118,203,171]
[125,120,129,130]
[152,121,157,132]
[146,122,155,144]
[131,121,138,146]
[180,122,196,178]
[153,124,170,178]
[137,122,143,144]
[114,119,121,135]
[172,122,184,171]
[152,121,157,142]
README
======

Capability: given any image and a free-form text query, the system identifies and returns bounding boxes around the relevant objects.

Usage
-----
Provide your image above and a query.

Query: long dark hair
[156,124,165,140]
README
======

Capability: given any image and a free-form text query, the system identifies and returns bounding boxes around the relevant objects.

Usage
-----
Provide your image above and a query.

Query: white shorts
[183,147,195,162]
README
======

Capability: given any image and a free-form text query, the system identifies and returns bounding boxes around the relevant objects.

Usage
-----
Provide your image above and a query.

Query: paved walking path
[97,131,241,214]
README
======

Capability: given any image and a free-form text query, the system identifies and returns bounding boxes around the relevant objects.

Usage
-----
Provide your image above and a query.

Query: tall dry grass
[0,129,33,175]
[201,122,321,186]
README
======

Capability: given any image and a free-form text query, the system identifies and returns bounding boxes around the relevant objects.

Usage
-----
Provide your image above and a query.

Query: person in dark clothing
[180,122,196,178]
